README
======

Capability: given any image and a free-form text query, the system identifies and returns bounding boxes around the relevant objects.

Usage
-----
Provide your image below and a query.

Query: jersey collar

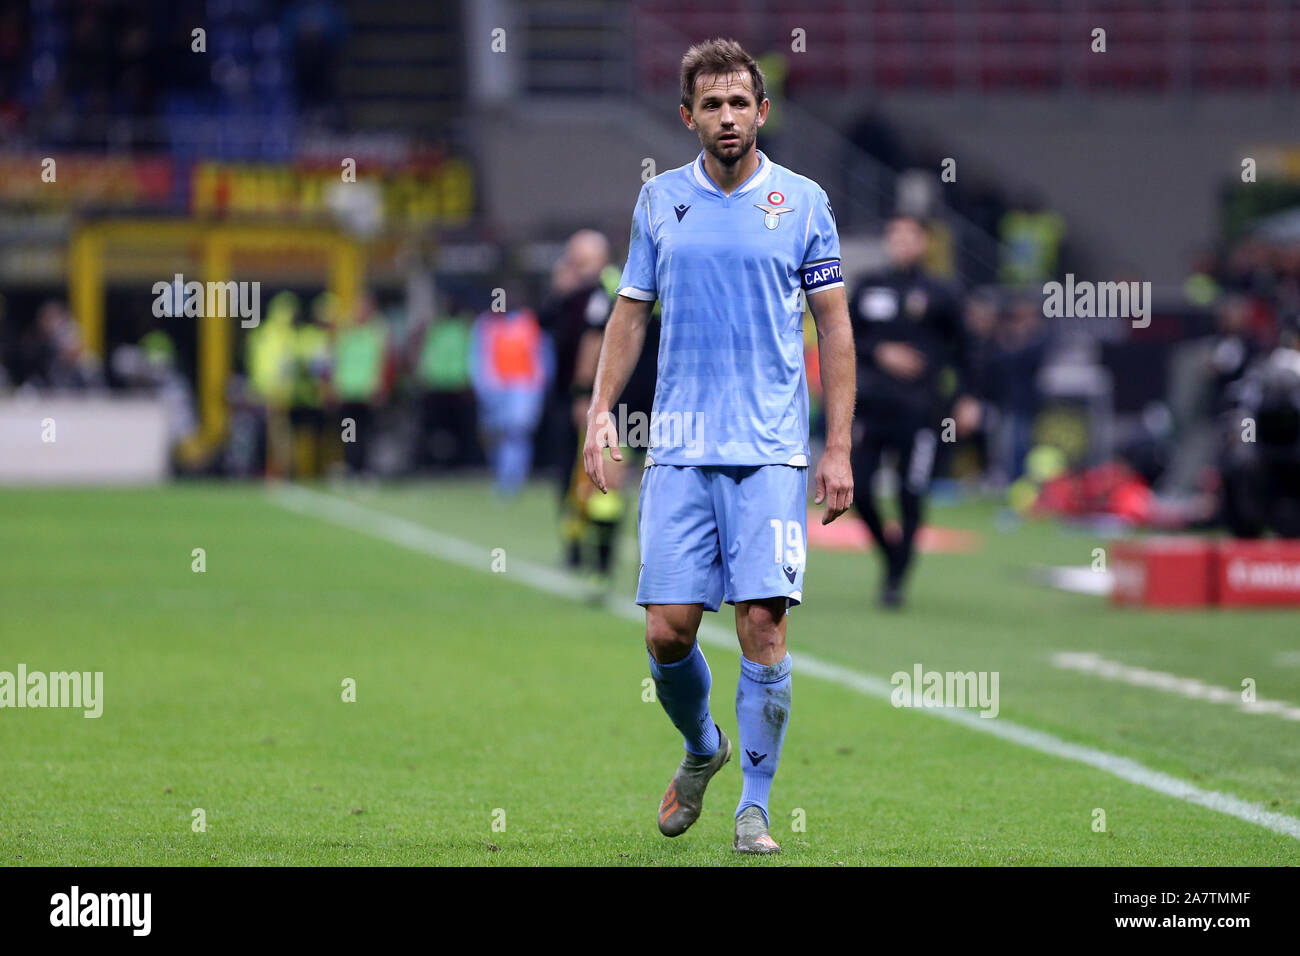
[692,149,773,198]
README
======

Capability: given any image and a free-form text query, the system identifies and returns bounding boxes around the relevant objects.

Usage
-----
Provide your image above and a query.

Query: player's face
[682,71,767,167]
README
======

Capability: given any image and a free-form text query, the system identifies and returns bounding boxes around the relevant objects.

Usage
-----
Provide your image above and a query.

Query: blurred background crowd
[4,0,1300,542]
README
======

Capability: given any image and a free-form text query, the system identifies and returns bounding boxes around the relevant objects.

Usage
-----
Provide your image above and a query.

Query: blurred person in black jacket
[1220,311,1300,537]
[20,300,103,392]
[1160,293,1258,498]
[538,229,656,584]
[848,216,980,608]
[957,289,1002,483]
[989,295,1049,486]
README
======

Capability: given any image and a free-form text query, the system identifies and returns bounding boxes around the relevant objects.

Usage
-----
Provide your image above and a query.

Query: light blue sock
[735,652,792,824]
[648,642,720,757]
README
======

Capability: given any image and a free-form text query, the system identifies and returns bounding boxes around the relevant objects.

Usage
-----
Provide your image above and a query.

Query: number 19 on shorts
[770,518,806,575]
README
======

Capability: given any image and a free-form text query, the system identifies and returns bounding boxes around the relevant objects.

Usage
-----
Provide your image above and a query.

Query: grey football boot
[733,805,782,854]
[657,725,731,837]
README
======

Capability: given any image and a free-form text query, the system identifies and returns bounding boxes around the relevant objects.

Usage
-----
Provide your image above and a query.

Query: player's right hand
[582,407,622,493]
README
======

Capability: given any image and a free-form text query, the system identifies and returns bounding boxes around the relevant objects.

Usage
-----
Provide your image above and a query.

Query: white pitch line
[1054,651,1300,722]
[269,484,1300,842]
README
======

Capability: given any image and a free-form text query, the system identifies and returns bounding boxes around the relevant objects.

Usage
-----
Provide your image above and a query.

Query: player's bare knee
[738,600,787,655]
[742,599,785,632]
[645,629,695,664]
[645,609,698,663]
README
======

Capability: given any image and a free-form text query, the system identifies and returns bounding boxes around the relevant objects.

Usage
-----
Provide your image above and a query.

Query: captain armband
[801,259,844,293]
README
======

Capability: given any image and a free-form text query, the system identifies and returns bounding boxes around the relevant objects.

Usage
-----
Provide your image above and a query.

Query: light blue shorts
[635,464,808,611]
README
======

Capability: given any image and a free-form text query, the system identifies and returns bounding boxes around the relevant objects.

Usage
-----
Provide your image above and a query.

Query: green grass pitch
[1,480,1297,865]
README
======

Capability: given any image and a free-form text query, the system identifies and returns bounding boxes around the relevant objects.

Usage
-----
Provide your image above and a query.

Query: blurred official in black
[537,230,616,570]
[848,215,980,608]
[537,229,659,583]
[1220,311,1300,538]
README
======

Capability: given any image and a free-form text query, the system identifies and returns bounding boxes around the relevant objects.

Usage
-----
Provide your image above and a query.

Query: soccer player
[847,215,979,608]
[583,39,855,854]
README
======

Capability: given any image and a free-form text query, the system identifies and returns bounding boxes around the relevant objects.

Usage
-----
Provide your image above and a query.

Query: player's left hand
[815,447,853,525]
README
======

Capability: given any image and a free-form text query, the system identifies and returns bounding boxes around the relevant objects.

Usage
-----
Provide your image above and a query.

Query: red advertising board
[1111,537,1300,608]
[1111,537,1215,608]
[1216,540,1300,607]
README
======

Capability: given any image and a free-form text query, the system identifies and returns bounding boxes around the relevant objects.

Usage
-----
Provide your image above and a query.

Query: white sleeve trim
[618,287,656,301]
[645,182,659,244]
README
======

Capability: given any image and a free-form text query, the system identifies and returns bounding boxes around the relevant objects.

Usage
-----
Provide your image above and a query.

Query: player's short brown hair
[679,38,766,113]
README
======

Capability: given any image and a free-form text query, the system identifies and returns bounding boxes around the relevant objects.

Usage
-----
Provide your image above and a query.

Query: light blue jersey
[618,150,843,466]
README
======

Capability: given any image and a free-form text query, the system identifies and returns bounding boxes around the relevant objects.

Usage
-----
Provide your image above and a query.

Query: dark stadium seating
[636,0,1300,94]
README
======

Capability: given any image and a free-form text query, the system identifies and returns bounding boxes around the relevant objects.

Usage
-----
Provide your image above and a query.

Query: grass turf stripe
[269,482,1300,843]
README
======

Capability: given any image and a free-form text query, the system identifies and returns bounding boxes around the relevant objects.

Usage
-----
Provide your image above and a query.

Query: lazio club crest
[755,190,794,230]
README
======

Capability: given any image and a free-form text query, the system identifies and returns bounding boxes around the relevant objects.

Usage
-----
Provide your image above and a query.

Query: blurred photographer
[1220,312,1300,537]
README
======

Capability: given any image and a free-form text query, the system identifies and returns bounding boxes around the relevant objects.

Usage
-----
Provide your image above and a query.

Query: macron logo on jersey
[802,259,842,292]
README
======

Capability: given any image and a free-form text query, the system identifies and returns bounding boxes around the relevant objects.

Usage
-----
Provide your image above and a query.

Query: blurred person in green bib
[414,297,477,471]
[330,292,390,476]
[289,299,332,479]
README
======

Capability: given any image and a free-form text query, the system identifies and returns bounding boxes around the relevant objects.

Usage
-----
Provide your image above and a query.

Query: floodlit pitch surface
[2,481,1297,866]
